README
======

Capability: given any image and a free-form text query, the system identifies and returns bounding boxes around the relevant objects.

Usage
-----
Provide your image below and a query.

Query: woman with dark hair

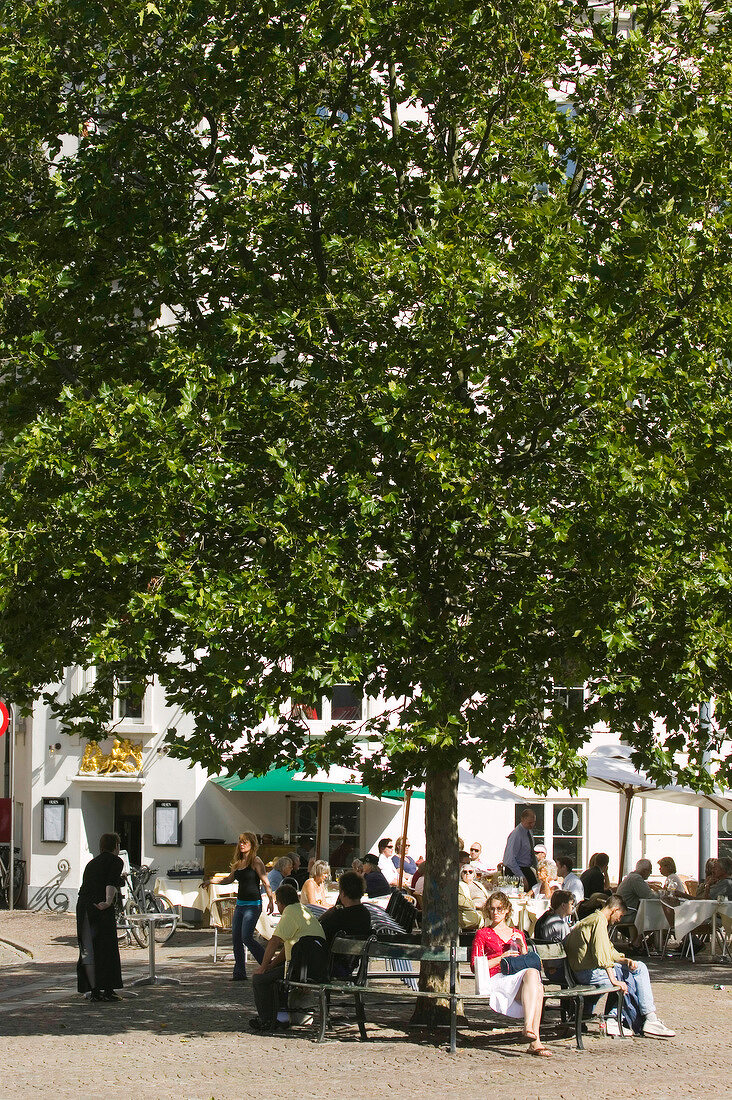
[76,832,125,1002]
[581,852,611,897]
[203,832,275,981]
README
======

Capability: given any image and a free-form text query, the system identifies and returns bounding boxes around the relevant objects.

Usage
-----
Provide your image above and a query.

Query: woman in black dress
[77,832,125,1001]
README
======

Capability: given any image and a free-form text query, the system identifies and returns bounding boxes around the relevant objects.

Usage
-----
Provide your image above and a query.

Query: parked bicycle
[0,844,26,909]
[116,865,177,948]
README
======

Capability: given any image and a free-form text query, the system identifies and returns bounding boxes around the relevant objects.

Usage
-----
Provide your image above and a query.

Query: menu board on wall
[42,798,66,843]
[154,800,180,846]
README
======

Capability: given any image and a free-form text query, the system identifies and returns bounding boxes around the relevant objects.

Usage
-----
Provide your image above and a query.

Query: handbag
[499,949,542,976]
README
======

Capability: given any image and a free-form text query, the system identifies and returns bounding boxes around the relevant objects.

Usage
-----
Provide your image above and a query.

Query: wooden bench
[287,934,624,1052]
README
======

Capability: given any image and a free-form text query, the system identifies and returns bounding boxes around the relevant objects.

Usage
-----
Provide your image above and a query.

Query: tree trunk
[410,761,463,1025]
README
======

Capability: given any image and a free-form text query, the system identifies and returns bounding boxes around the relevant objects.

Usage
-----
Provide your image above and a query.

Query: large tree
[2,0,732,999]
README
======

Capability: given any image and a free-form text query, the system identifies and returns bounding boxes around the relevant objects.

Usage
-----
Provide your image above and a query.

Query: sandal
[522,1030,538,1041]
[526,1045,553,1057]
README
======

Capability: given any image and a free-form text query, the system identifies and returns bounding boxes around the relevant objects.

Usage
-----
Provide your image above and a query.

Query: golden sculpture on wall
[79,737,143,775]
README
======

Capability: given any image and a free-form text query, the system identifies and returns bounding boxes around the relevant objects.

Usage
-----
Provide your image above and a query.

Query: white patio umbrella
[457,767,528,803]
[582,744,732,876]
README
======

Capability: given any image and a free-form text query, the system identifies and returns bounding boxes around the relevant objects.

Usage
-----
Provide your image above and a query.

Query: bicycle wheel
[128,902,149,948]
[145,893,178,944]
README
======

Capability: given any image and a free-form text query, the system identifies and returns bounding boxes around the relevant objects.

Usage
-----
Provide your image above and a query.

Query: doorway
[115,792,142,866]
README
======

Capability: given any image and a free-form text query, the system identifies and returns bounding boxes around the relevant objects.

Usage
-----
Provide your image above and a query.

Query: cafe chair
[211,897,238,963]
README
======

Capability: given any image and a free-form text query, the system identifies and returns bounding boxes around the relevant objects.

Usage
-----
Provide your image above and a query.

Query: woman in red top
[471,891,550,1056]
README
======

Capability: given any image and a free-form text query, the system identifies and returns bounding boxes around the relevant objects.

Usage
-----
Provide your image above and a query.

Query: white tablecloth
[154,877,205,909]
[513,896,550,933]
[673,899,719,941]
[635,898,671,935]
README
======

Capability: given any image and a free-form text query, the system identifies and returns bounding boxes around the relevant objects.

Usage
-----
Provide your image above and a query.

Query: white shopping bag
[474,955,492,997]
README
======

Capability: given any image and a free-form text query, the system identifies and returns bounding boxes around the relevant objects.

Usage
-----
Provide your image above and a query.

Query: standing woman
[204,833,275,981]
[77,832,125,1002]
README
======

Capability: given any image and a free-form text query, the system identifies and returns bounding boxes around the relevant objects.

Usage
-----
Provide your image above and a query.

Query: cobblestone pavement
[1,911,730,1100]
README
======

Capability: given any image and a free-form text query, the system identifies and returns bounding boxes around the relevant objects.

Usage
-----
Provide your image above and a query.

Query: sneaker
[643,1018,675,1039]
[605,1017,623,1037]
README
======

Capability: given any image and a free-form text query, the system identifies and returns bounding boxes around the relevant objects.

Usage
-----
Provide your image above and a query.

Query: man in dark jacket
[361,854,392,897]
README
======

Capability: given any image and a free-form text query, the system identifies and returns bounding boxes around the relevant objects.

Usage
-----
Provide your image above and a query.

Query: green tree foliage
[2,2,732,958]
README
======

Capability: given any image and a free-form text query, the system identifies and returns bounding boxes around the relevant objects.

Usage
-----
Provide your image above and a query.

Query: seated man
[556,856,584,903]
[708,857,732,901]
[468,841,489,874]
[616,858,655,943]
[267,856,294,892]
[377,838,398,886]
[318,870,372,977]
[564,894,675,1039]
[617,858,655,915]
[362,854,392,897]
[250,883,325,1032]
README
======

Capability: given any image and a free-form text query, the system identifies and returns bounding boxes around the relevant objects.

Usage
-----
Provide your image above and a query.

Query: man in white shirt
[377,837,398,885]
[556,856,584,903]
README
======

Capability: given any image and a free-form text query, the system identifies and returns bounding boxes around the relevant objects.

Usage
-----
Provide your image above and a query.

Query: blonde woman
[203,832,274,981]
[301,859,330,907]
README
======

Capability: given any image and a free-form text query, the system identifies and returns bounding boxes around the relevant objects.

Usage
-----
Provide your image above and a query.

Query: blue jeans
[232,903,265,978]
[574,961,655,1025]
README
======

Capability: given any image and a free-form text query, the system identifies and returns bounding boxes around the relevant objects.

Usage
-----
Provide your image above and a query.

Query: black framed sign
[41,797,67,843]
[153,800,181,846]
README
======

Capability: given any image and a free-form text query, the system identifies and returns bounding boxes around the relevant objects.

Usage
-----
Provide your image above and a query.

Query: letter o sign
[556,806,579,835]
[720,810,732,836]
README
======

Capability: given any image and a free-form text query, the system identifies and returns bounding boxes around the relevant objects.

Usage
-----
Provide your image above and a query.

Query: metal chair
[211,897,237,962]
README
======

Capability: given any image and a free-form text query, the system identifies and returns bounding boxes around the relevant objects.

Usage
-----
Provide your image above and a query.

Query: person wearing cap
[361,854,392,897]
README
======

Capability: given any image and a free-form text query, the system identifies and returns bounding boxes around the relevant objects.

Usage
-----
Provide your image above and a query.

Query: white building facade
[5,669,731,907]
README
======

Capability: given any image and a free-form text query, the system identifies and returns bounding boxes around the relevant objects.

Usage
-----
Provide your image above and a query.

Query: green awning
[211,765,423,801]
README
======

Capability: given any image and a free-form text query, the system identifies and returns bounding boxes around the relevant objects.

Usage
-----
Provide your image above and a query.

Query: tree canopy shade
[2,0,732,967]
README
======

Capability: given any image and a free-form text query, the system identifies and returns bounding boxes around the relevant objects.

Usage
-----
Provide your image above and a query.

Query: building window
[719,811,732,861]
[328,801,360,868]
[513,800,585,867]
[330,685,362,721]
[41,797,67,843]
[551,685,585,713]
[290,685,362,723]
[118,677,144,721]
[515,803,546,848]
[153,800,181,846]
[551,802,584,868]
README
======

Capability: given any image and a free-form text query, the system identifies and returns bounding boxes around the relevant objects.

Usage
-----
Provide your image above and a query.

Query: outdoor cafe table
[634,897,672,953]
[127,912,181,987]
[154,876,203,912]
[512,895,550,934]
[669,897,732,960]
